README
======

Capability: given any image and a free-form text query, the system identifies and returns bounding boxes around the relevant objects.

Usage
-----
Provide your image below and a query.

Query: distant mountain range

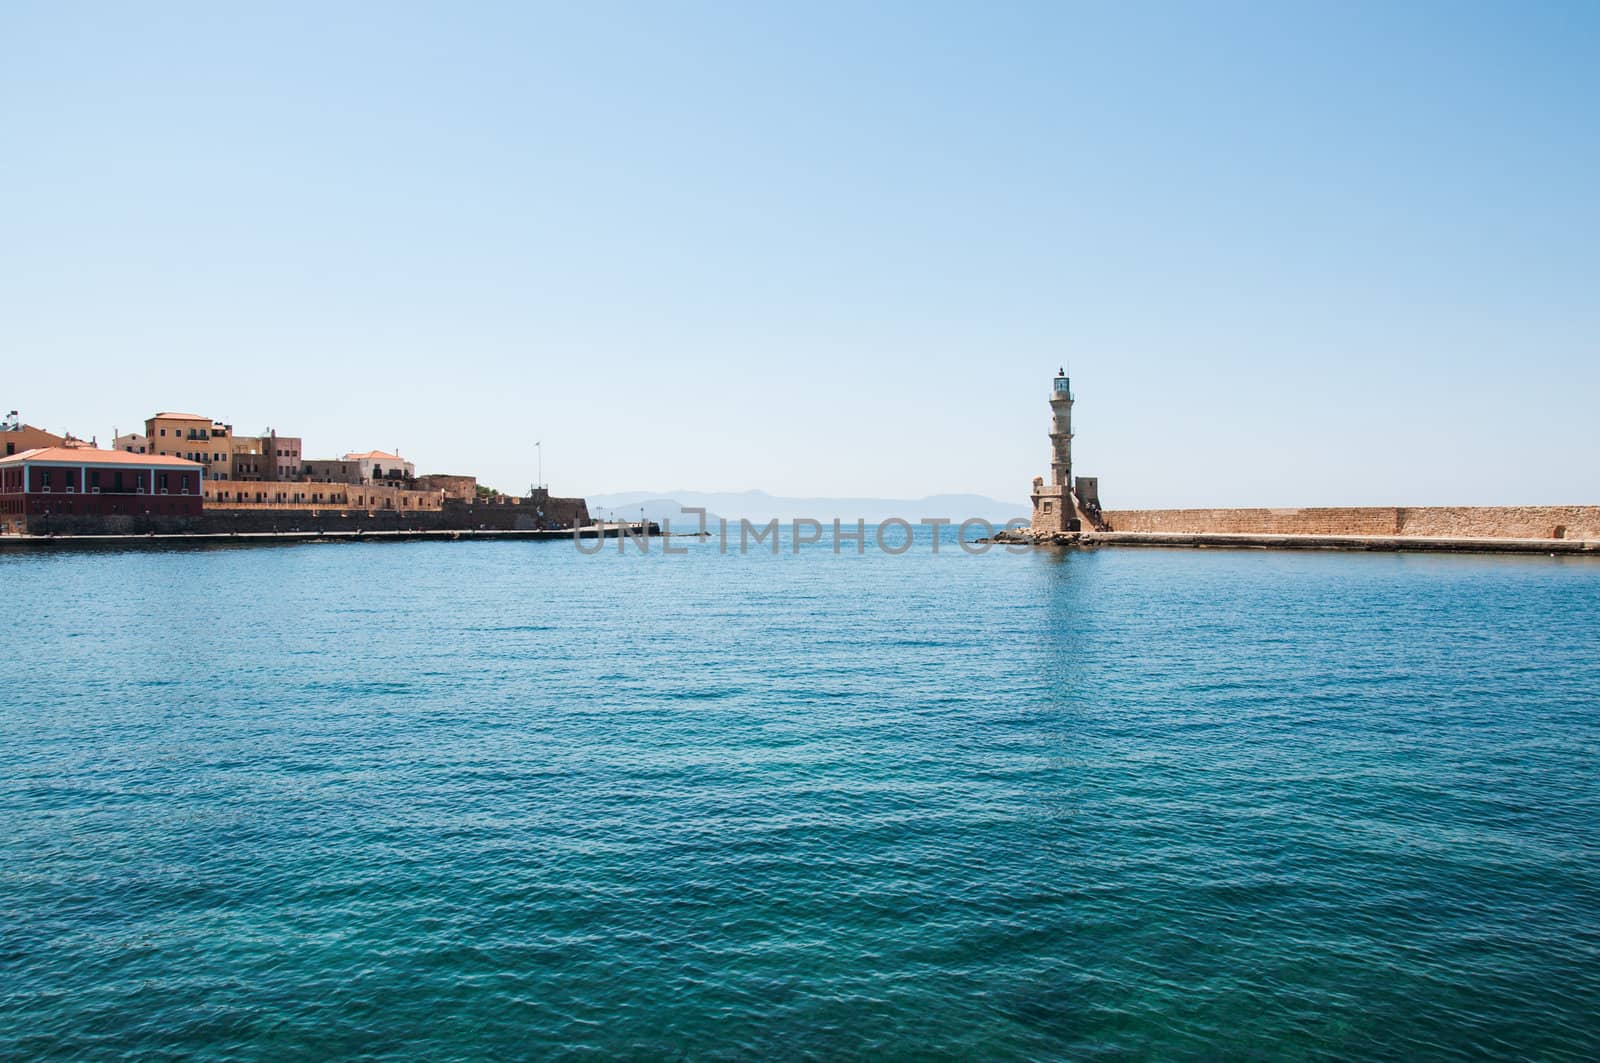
[586,489,1029,527]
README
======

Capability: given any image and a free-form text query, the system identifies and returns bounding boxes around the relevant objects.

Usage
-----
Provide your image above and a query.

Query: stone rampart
[1100,506,1600,541]
[14,493,591,537]
[9,512,207,536]
[203,481,443,510]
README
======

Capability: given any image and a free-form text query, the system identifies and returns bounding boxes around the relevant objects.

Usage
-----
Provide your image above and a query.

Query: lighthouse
[1029,368,1100,534]
[1049,368,1073,488]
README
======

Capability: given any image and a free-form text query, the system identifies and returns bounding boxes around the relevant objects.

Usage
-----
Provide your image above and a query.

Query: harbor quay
[0,408,589,539]
[0,522,660,552]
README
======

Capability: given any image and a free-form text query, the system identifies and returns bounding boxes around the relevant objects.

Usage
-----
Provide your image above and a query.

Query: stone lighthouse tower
[1049,368,1073,489]
[1030,368,1080,534]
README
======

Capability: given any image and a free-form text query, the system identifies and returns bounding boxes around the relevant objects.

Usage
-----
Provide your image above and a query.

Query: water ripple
[2,541,1598,1059]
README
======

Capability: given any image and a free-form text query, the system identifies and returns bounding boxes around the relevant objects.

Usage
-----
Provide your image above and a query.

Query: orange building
[2,416,69,458]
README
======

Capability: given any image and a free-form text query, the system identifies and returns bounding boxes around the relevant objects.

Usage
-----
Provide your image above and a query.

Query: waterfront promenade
[0,522,658,550]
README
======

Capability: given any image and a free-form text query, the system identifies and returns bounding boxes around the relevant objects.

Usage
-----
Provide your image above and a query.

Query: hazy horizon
[4,3,1596,508]
[587,488,1029,524]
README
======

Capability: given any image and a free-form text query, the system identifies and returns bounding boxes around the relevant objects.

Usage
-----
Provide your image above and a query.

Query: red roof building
[0,447,204,534]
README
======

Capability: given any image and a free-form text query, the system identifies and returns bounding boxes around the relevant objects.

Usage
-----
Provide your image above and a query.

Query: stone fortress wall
[16,493,592,537]
[1098,506,1600,541]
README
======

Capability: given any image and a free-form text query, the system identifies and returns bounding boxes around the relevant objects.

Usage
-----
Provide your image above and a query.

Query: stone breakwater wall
[13,495,591,537]
[1098,506,1600,541]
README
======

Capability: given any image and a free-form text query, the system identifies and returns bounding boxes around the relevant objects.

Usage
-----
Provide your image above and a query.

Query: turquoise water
[3,533,1599,1059]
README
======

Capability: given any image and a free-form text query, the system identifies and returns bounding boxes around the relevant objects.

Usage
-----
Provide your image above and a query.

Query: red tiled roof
[0,447,204,468]
[344,450,408,461]
[149,412,212,421]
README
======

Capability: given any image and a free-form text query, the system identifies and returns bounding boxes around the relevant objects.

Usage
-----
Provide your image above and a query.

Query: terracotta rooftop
[149,412,212,421]
[0,447,204,468]
[344,450,408,461]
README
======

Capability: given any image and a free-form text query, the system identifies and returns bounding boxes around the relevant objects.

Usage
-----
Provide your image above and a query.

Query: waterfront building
[201,479,443,512]
[261,430,302,482]
[145,412,236,479]
[142,413,305,483]
[221,433,301,482]
[229,435,264,480]
[0,447,203,534]
[1,414,70,458]
[344,450,415,484]
[302,459,363,484]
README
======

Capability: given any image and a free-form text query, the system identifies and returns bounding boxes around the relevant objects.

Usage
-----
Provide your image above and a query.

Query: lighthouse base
[1029,481,1080,535]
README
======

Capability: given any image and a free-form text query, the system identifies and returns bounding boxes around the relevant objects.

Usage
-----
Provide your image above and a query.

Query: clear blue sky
[3,2,1595,506]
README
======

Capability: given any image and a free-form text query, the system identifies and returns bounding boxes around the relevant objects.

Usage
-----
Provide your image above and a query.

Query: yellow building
[145,413,237,480]
[143,413,304,483]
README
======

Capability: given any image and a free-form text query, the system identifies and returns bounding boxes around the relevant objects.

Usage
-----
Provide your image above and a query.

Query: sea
[3,529,1598,1060]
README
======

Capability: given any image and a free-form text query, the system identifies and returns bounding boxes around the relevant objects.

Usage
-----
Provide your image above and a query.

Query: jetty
[1014,371,1597,557]
[993,527,1599,556]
